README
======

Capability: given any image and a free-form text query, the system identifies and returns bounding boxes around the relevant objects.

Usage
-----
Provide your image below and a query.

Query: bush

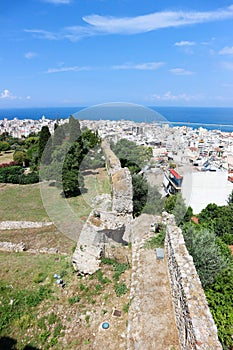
[183,225,229,287]
[144,225,166,249]
[19,172,39,184]
[113,263,129,281]
[68,295,81,305]
[0,165,23,183]
[0,141,10,152]
[114,282,128,297]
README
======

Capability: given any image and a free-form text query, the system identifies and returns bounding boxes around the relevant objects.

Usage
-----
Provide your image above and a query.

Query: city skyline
[1,0,233,107]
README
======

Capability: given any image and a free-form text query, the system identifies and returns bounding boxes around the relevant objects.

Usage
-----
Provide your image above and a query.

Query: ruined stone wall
[102,140,133,215]
[101,140,121,176]
[72,142,134,274]
[163,213,222,350]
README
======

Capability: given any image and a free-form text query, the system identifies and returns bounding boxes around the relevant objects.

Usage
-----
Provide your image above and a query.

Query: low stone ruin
[0,221,53,230]
[0,241,26,252]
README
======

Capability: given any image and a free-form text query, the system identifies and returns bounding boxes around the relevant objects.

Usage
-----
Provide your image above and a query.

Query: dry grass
[0,225,75,254]
[0,151,14,164]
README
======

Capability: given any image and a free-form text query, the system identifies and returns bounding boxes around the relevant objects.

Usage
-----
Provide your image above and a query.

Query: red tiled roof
[191,216,199,224]
[169,169,183,180]
[228,246,233,255]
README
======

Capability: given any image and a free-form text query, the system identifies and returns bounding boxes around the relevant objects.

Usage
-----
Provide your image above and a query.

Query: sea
[0,106,233,132]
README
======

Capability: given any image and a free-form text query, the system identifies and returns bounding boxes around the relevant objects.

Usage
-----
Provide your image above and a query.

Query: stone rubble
[0,221,53,230]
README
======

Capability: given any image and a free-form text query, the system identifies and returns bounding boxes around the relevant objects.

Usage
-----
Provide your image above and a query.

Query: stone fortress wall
[72,142,222,349]
[163,212,222,350]
[102,140,133,215]
[72,140,133,274]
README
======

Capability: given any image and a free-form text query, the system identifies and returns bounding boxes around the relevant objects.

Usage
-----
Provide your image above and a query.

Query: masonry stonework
[72,141,133,274]
[163,212,222,350]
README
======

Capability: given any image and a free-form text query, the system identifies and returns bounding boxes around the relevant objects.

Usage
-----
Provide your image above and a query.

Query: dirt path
[127,214,180,350]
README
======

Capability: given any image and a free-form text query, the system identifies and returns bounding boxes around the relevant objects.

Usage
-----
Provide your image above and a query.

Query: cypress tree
[69,115,81,143]
[53,124,66,148]
[38,126,51,163]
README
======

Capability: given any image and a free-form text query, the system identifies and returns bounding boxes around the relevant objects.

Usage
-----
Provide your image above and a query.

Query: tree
[13,150,29,166]
[132,174,148,217]
[24,136,39,149]
[68,116,81,144]
[198,203,233,244]
[82,129,101,152]
[164,193,188,225]
[112,139,152,173]
[38,126,51,159]
[27,145,39,170]
[183,225,228,287]
[61,140,84,197]
[38,126,52,165]
[227,190,233,205]
[0,141,10,152]
[53,124,66,148]
[142,184,164,215]
[183,206,193,223]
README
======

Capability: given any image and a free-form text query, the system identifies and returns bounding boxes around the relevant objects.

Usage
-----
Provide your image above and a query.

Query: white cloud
[219,46,233,55]
[45,65,91,73]
[112,62,165,70]
[42,0,72,4]
[82,5,233,34]
[24,51,37,59]
[170,68,194,75]
[222,62,233,70]
[25,4,233,41]
[24,29,60,40]
[0,89,31,101]
[149,91,201,102]
[0,89,17,100]
[174,41,196,47]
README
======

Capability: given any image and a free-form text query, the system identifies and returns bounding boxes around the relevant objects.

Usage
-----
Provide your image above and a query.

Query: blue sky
[1,0,233,107]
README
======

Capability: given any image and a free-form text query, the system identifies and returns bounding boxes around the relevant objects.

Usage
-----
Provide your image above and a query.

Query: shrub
[68,295,81,305]
[114,282,128,297]
[113,263,129,281]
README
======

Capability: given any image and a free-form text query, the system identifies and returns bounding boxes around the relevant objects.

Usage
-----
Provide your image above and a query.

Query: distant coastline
[0,106,233,132]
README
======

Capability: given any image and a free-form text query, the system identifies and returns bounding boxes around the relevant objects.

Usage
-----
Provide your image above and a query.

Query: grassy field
[0,244,131,350]
[0,225,75,254]
[0,183,50,221]
[0,166,129,350]
[0,151,14,165]
[0,168,111,222]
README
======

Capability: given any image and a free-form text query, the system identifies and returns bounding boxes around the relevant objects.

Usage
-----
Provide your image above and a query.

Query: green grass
[0,183,49,221]
[0,168,111,223]
[0,252,73,349]
[144,226,166,249]
[0,244,131,349]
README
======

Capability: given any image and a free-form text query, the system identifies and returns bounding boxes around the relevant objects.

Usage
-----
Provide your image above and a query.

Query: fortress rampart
[163,212,222,350]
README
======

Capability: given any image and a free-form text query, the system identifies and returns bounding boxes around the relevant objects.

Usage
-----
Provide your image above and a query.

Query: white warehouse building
[182,170,233,214]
